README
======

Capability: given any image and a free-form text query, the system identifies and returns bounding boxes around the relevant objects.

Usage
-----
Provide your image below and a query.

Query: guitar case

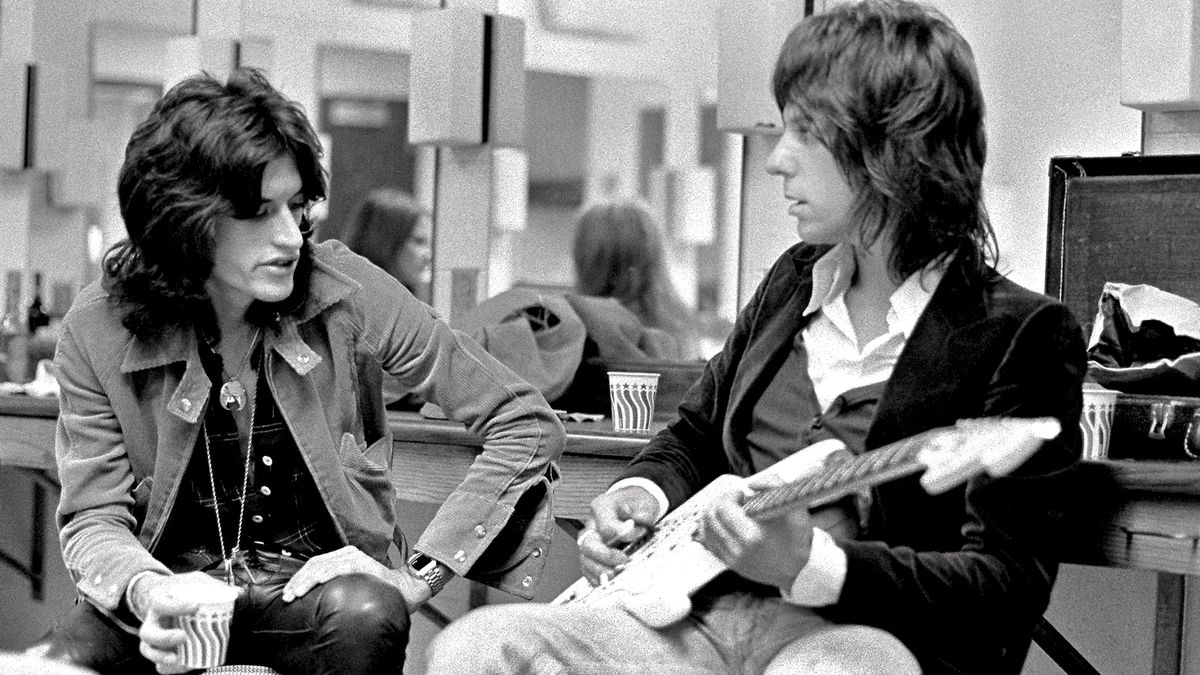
[1107,393,1200,461]
[1046,154,1200,462]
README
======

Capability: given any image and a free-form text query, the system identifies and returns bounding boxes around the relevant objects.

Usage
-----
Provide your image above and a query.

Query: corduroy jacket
[54,239,564,615]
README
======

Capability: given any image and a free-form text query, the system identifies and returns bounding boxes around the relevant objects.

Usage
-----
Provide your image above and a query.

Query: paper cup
[172,580,240,669]
[1080,383,1118,460]
[608,371,659,433]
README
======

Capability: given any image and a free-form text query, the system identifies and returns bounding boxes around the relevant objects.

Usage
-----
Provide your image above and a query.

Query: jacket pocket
[336,432,392,475]
[132,476,154,532]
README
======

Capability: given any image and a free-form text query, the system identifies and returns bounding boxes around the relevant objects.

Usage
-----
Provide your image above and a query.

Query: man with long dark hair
[428,2,1085,672]
[35,68,563,674]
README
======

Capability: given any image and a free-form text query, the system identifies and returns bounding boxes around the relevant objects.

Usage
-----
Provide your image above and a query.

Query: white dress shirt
[610,244,946,607]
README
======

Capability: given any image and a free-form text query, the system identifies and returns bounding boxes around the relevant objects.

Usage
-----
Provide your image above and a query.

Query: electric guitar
[551,416,1062,628]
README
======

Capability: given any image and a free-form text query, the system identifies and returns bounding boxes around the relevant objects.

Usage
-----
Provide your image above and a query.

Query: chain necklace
[217,327,262,412]
[203,350,259,585]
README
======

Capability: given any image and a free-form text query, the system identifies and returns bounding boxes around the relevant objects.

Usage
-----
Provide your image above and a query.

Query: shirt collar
[802,243,948,338]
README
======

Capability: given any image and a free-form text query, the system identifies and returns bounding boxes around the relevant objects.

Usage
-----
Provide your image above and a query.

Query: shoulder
[57,280,138,377]
[982,272,1076,323]
[61,280,124,338]
[304,239,411,312]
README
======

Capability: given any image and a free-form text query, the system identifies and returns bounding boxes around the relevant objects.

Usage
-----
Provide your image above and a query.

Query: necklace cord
[202,350,259,583]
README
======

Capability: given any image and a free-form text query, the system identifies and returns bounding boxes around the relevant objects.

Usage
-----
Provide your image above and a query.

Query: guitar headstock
[916,417,1061,494]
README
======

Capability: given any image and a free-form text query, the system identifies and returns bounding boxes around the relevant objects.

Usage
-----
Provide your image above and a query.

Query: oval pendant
[219,380,246,411]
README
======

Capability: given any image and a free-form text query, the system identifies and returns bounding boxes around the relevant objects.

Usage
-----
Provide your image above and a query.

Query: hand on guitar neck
[554,416,1063,628]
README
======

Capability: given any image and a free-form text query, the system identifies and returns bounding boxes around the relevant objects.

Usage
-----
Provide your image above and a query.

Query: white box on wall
[409,8,525,146]
[1121,0,1200,111]
[410,8,484,145]
[0,61,34,170]
[716,0,809,134]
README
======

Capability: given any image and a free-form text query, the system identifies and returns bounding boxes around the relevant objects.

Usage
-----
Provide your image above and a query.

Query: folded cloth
[562,294,684,362]
[452,288,587,402]
[1087,282,1200,395]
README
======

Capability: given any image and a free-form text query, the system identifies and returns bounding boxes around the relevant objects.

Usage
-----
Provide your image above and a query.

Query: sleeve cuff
[123,569,169,622]
[780,527,847,607]
[607,477,668,523]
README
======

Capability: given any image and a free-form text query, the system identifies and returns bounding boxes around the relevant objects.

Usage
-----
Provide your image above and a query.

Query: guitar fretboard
[743,428,943,518]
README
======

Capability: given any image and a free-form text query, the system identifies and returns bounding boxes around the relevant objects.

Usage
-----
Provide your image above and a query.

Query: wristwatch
[407,551,446,597]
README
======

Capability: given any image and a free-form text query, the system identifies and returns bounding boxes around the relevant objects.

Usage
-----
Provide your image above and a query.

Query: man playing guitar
[427,2,1086,672]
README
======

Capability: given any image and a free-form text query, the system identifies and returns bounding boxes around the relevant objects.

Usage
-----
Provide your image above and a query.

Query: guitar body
[551,417,1061,628]
[552,439,854,627]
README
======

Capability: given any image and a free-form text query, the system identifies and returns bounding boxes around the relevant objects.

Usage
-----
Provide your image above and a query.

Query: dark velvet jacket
[621,243,1087,674]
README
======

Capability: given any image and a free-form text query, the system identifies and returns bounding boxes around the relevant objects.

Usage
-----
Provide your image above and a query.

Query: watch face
[409,552,434,571]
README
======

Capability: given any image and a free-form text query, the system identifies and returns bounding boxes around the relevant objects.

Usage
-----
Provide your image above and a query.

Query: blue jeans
[426,590,918,674]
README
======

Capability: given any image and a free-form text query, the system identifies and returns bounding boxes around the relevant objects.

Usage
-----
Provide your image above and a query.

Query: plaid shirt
[156,344,339,570]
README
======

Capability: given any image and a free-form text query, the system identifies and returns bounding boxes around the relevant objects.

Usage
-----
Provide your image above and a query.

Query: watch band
[407,552,446,597]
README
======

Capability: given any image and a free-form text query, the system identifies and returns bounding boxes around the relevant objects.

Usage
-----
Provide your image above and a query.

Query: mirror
[490,71,738,359]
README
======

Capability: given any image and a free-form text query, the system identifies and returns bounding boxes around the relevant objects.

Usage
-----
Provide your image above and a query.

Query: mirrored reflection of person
[341,188,433,304]
[35,68,563,675]
[341,189,435,409]
[427,2,1085,673]
[571,198,704,361]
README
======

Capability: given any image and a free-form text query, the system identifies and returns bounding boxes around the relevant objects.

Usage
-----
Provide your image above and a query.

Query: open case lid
[1045,154,1200,335]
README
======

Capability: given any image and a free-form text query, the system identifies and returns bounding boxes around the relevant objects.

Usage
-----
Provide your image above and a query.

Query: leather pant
[31,550,410,675]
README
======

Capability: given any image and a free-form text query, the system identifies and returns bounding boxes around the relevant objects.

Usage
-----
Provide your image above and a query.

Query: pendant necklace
[217,327,262,412]
[203,352,259,586]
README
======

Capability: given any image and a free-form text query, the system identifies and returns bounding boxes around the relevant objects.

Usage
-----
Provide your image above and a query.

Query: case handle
[1186,409,1200,460]
[1147,401,1175,440]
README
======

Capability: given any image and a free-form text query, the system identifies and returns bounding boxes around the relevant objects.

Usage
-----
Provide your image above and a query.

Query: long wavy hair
[105,67,327,342]
[341,188,428,293]
[772,0,997,283]
[572,198,693,335]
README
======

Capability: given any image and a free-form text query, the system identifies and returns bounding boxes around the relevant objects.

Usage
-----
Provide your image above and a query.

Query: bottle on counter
[26,271,49,337]
[1,270,28,382]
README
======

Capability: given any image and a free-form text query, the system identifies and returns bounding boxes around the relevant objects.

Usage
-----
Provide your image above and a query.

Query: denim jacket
[54,240,564,612]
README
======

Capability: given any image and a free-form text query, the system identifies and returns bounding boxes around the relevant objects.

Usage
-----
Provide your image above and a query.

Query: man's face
[764,104,858,246]
[205,155,307,317]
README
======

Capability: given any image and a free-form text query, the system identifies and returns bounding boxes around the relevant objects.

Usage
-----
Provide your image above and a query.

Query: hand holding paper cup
[608,371,659,433]
[145,574,240,670]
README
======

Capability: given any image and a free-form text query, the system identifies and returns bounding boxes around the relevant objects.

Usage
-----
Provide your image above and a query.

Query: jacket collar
[867,268,1001,447]
[119,241,359,376]
[118,242,359,422]
[724,244,829,449]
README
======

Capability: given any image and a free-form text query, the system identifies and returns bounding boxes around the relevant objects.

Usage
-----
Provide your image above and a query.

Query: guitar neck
[742,431,934,519]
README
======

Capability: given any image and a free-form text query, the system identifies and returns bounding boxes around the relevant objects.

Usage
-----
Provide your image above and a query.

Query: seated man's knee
[427,606,529,673]
[765,624,920,675]
[317,574,410,641]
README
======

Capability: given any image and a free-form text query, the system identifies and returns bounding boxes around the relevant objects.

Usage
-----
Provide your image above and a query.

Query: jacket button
[180,399,191,412]
[454,550,467,562]
[259,486,272,496]
[251,515,264,524]
[474,524,487,538]
[297,354,310,364]
[521,576,533,587]
[532,547,542,558]
[261,455,273,467]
